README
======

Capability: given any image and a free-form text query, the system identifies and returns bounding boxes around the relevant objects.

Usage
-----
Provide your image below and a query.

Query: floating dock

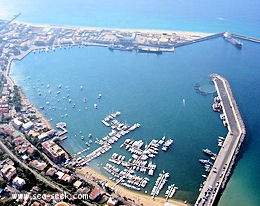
[195,74,246,206]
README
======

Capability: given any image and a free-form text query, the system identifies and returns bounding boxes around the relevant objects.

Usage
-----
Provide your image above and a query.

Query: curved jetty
[195,74,246,206]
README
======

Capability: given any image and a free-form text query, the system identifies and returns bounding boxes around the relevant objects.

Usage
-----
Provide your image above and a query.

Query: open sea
[1,0,259,205]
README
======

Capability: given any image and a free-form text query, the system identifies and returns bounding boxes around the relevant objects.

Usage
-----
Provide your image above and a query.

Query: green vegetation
[25,134,42,149]
[15,166,57,193]
[11,85,22,112]
[0,179,6,188]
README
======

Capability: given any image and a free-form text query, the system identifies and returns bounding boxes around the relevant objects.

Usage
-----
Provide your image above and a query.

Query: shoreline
[3,20,198,205]
[77,166,190,206]
[19,89,52,130]
[2,20,235,206]
[13,20,213,37]
[6,42,190,206]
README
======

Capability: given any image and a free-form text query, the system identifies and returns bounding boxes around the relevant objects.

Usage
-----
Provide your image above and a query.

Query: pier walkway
[231,33,260,43]
[195,74,246,206]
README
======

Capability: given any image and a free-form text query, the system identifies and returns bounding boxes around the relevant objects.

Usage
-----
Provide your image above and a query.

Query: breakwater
[230,33,260,43]
[195,74,246,206]
[174,33,224,48]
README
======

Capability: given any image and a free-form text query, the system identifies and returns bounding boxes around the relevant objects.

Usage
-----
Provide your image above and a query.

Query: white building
[12,176,26,188]
[22,121,34,131]
[12,118,23,130]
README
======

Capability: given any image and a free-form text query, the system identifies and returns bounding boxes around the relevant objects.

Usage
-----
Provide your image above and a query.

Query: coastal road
[0,139,97,205]
[0,139,64,192]
[195,74,245,206]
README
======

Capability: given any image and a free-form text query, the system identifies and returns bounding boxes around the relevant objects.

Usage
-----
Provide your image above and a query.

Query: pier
[174,33,224,48]
[195,74,246,206]
[56,122,68,137]
[230,33,260,43]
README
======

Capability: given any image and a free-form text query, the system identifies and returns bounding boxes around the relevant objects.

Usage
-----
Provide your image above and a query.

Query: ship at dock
[137,46,163,54]
[223,32,243,48]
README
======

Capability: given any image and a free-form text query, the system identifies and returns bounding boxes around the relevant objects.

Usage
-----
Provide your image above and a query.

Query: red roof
[89,187,101,200]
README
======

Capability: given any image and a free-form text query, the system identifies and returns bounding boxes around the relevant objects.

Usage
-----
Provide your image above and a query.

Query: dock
[195,74,246,206]
[56,122,68,137]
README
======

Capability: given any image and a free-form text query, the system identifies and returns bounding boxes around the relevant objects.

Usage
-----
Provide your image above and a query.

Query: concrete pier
[174,33,224,48]
[230,33,260,43]
[195,74,246,206]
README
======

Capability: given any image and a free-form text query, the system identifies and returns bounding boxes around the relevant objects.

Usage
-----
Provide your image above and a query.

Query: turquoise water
[3,0,260,205]
[0,0,260,37]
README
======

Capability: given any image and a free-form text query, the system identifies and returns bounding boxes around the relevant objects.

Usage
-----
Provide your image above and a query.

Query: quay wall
[174,32,224,48]
[195,74,246,206]
[216,76,246,190]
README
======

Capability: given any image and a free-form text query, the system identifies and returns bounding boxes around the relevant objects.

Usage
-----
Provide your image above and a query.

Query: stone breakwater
[195,74,246,206]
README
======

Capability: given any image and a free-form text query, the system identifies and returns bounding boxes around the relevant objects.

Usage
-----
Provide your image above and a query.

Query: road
[0,140,64,192]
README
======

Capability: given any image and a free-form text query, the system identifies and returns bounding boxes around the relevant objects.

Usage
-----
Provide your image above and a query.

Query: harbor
[195,74,246,206]
[2,14,258,205]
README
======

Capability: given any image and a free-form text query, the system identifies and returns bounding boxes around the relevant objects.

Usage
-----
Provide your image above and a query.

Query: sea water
[2,0,260,205]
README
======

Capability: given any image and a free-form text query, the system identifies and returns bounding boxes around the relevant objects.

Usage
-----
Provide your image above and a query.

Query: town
[0,16,205,206]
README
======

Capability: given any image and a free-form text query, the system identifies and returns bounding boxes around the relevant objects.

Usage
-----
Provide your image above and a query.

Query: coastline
[5,20,250,206]
[76,166,190,206]
[14,20,213,38]
[0,0,258,204]
[5,22,193,204]
[19,89,52,130]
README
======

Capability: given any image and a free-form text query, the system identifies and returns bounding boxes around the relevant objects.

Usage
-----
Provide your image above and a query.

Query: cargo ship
[137,46,163,54]
[223,32,243,48]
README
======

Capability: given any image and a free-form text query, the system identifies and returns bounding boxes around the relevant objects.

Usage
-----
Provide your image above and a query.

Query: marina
[103,135,175,194]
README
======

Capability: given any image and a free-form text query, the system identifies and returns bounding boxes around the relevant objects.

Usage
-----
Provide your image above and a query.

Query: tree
[0,179,6,188]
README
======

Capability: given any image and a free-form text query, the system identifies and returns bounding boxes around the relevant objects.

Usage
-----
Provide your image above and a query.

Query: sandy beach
[76,166,190,206]
[15,20,212,40]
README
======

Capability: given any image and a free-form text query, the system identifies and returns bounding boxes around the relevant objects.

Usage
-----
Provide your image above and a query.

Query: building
[107,197,119,206]
[27,146,36,155]
[22,121,34,131]
[0,164,17,181]
[55,171,65,179]
[73,180,82,189]
[89,187,101,201]
[12,118,23,130]
[45,167,57,177]
[12,131,22,138]
[38,129,56,141]
[61,174,74,184]
[29,160,47,171]
[41,140,67,162]
[12,176,26,188]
